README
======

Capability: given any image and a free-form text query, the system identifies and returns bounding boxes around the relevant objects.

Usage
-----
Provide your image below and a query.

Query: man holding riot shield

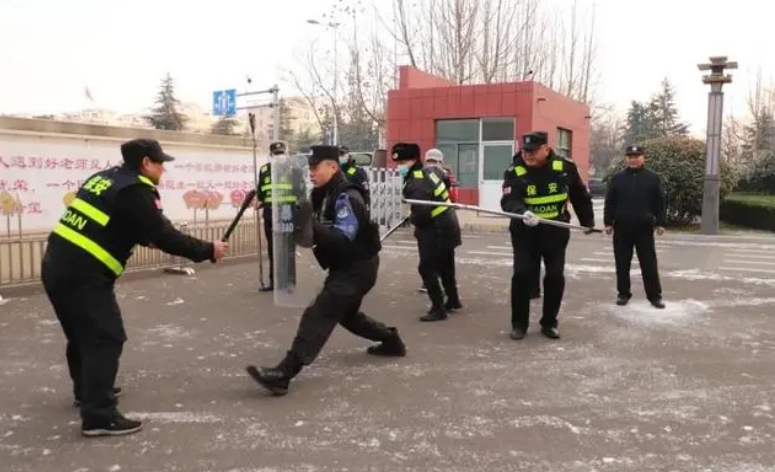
[246,145,407,396]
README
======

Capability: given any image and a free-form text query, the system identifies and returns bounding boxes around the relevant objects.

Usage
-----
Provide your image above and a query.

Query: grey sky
[0,0,768,137]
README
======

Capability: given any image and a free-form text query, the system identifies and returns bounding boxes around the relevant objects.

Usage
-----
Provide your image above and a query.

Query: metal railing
[0,167,405,288]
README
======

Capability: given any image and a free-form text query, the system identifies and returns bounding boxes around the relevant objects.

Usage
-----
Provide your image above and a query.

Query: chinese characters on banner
[0,138,258,232]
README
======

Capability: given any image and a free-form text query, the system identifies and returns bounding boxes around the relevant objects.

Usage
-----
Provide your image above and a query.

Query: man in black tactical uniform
[393,142,462,322]
[501,131,595,340]
[41,138,227,437]
[246,145,407,396]
[256,141,288,292]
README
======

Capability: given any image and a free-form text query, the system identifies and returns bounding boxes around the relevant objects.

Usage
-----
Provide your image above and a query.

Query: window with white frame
[556,128,572,159]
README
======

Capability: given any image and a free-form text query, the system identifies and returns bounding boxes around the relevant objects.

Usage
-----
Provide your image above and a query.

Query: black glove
[294,200,315,248]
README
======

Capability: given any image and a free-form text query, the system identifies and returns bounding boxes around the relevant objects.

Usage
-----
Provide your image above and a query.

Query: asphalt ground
[2,228,775,471]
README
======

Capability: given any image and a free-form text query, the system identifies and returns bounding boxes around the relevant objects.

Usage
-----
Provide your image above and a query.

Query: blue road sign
[212,89,237,117]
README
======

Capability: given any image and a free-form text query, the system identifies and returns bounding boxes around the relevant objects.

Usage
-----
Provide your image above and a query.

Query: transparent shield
[271,154,321,307]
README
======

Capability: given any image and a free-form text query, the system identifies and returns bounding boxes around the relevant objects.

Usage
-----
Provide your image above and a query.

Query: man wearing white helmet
[415,148,461,305]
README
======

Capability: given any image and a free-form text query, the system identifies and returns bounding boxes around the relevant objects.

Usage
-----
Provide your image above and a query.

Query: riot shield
[271,153,321,307]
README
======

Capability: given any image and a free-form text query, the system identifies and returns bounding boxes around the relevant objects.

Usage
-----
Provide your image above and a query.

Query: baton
[223,189,257,242]
[403,199,601,233]
[380,215,411,242]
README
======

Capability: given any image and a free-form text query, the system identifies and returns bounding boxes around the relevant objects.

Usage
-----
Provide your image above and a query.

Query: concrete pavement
[2,229,775,471]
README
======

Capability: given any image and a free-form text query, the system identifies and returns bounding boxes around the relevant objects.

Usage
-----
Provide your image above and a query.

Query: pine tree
[210,117,240,135]
[621,100,657,146]
[146,73,188,131]
[649,78,689,137]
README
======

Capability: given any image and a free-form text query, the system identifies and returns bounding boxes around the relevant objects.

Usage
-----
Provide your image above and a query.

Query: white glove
[523,210,539,227]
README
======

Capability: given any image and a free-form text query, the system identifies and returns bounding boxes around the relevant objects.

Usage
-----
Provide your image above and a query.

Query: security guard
[246,145,407,396]
[338,145,370,200]
[256,141,288,291]
[501,131,595,340]
[41,138,228,437]
[604,144,666,309]
[393,142,462,322]
[417,148,459,295]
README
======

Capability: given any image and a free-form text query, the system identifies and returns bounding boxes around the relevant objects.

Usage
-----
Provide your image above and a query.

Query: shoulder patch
[333,193,359,241]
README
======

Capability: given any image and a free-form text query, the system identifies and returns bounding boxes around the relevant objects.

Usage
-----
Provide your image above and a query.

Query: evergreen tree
[621,100,657,145]
[210,117,240,135]
[146,73,188,131]
[649,78,689,137]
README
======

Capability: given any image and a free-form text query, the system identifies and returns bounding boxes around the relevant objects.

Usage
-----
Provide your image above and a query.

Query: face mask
[397,164,410,177]
[339,156,348,165]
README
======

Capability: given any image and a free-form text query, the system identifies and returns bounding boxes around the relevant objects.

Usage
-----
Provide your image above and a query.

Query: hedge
[606,136,737,226]
[720,193,775,232]
[735,150,775,195]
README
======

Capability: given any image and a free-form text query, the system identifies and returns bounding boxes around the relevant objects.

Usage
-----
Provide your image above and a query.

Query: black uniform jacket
[46,179,214,280]
[500,151,595,233]
[604,166,666,228]
[402,161,462,251]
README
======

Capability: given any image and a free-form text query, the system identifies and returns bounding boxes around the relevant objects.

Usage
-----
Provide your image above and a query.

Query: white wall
[0,133,269,232]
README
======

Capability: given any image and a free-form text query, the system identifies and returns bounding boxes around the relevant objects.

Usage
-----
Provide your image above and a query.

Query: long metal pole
[332,26,339,145]
[403,199,601,233]
[700,84,724,235]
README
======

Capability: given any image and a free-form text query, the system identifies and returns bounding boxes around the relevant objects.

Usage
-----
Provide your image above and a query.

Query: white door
[479,142,515,211]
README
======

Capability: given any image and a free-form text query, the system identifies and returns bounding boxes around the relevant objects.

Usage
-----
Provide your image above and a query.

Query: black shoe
[509,328,526,340]
[81,413,143,437]
[444,299,463,312]
[74,387,123,408]
[649,298,666,309]
[245,365,290,396]
[259,284,274,292]
[366,328,407,357]
[616,295,630,306]
[420,306,447,322]
[540,327,561,339]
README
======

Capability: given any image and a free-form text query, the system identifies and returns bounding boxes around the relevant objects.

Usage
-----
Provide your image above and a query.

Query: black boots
[366,328,407,357]
[246,351,303,396]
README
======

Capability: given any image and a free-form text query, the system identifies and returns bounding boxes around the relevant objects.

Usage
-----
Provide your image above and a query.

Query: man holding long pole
[501,131,596,341]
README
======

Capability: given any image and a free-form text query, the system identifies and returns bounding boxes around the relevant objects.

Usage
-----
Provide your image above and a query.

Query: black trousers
[510,228,570,330]
[289,256,394,366]
[613,225,662,300]
[417,239,460,308]
[41,255,125,424]
[263,208,274,285]
[530,257,541,297]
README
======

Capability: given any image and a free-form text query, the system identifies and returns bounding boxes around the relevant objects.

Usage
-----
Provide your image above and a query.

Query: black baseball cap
[522,131,548,151]
[625,144,645,156]
[120,139,175,167]
[307,145,340,166]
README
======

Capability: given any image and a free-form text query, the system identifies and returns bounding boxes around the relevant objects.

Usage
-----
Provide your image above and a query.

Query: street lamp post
[307,18,340,145]
[698,56,737,235]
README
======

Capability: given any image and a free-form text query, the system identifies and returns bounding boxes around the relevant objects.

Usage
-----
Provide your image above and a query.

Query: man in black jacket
[394,142,463,322]
[245,145,406,396]
[501,131,595,340]
[604,144,666,309]
[42,139,228,437]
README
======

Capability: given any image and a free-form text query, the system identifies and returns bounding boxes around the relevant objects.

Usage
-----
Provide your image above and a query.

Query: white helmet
[425,148,444,163]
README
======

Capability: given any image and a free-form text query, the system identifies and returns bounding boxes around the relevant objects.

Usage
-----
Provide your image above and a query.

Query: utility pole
[698,56,737,235]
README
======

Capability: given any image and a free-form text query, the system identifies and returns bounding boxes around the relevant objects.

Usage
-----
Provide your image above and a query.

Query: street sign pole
[698,56,737,235]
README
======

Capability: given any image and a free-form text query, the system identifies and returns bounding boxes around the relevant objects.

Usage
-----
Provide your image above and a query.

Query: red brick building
[386,66,591,208]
